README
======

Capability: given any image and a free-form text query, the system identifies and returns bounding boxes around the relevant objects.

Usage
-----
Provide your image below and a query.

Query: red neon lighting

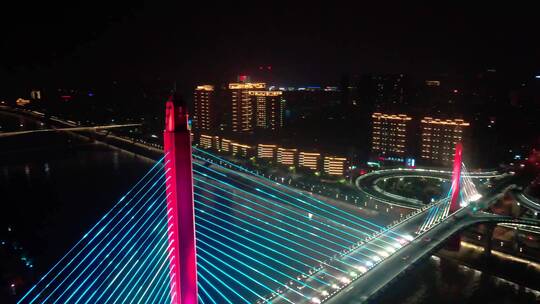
[449,142,463,213]
[164,96,198,304]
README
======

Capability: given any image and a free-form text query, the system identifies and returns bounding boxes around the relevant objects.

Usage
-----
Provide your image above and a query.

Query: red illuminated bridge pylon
[163,96,198,304]
[449,142,463,214]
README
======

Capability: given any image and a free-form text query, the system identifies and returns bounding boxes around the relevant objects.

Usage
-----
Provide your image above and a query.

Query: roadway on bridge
[514,191,540,213]
[0,124,142,138]
[326,174,537,303]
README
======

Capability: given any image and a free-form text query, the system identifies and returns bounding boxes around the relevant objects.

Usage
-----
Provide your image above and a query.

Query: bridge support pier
[483,223,495,257]
[512,226,521,253]
[446,233,461,251]
[163,96,198,304]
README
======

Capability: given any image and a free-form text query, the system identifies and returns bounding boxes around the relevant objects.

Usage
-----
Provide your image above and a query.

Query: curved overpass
[513,191,540,213]
[355,168,509,210]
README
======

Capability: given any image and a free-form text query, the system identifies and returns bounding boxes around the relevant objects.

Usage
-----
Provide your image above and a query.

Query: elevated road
[355,167,510,209]
[326,179,540,303]
[0,124,142,138]
[513,191,540,213]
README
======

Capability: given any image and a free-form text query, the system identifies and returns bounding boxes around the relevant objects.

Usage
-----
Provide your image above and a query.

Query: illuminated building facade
[199,134,213,149]
[229,82,266,133]
[277,148,297,166]
[16,98,31,106]
[323,156,348,176]
[212,135,220,150]
[420,117,469,165]
[298,152,321,171]
[231,142,253,157]
[257,144,277,160]
[249,91,285,131]
[220,138,232,153]
[30,90,42,100]
[371,112,413,161]
[193,85,215,132]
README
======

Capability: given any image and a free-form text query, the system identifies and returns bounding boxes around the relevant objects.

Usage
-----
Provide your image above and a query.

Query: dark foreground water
[0,112,154,302]
[376,254,540,304]
[1,111,539,303]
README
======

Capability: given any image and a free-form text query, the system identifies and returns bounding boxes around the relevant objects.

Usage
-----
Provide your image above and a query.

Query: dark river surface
[1,111,539,303]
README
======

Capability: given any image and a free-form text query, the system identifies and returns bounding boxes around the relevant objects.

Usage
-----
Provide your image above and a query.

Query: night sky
[1,2,539,89]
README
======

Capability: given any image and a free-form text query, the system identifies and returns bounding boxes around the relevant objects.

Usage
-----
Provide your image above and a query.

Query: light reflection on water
[375,254,540,304]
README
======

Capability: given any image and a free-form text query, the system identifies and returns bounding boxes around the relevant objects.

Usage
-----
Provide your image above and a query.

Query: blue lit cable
[196,252,272,303]
[119,245,171,304]
[198,262,248,304]
[46,176,168,303]
[194,214,345,275]
[193,148,404,238]
[197,221,335,284]
[197,228,323,291]
[87,209,169,303]
[197,270,233,304]
[195,199,350,273]
[18,157,167,304]
[108,219,170,303]
[76,194,168,303]
[144,261,171,304]
[198,282,216,304]
[194,182,381,260]
[193,160,404,242]
[101,234,167,304]
[194,173,392,251]
[30,170,167,303]
[132,244,172,304]
[195,192,370,265]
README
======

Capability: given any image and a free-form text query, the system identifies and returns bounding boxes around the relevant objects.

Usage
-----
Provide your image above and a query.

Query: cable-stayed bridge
[15,100,529,304]
[17,147,416,304]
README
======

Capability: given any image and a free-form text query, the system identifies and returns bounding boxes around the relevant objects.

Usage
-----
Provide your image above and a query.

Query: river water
[1,111,539,303]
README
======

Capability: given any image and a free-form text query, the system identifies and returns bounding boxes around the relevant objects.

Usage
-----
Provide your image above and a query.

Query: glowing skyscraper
[192,85,215,132]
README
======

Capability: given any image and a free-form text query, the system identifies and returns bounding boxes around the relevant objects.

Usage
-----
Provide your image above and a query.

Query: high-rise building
[298,152,321,171]
[257,144,277,160]
[368,74,408,111]
[193,85,215,132]
[371,112,413,161]
[323,156,348,176]
[277,148,297,166]
[250,91,285,131]
[228,82,266,133]
[420,117,470,165]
